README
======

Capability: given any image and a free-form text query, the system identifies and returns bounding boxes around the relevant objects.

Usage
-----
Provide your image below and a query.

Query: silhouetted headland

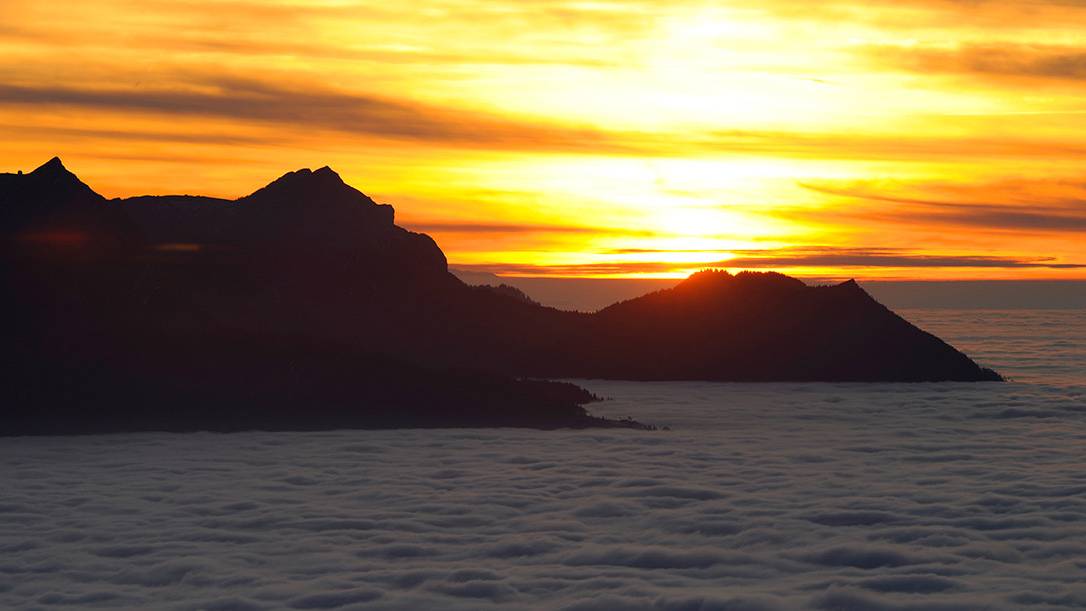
[1,158,1000,435]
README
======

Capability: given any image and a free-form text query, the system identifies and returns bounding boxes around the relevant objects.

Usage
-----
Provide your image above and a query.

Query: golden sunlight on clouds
[1,0,1084,278]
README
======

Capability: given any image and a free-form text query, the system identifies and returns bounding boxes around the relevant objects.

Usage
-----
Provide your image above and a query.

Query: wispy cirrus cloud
[456,246,1084,277]
[723,247,1085,269]
[8,73,1086,162]
[758,0,1086,29]
[0,77,624,153]
[453,261,685,276]
[0,123,272,147]
[404,221,657,236]
[799,182,1086,233]
[868,43,1086,82]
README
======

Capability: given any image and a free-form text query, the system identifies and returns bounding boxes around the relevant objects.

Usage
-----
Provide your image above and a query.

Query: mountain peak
[15,156,103,201]
[313,165,340,179]
[233,164,397,238]
[31,156,71,176]
[250,165,354,198]
[679,269,733,287]
[834,278,879,305]
[677,269,806,292]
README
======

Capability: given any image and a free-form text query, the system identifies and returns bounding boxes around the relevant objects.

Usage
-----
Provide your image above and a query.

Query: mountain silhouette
[579,271,1000,381]
[1,159,1000,434]
[0,157,132,258]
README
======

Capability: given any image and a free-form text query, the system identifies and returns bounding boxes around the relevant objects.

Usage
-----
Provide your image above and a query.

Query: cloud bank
[2,310,1085,609]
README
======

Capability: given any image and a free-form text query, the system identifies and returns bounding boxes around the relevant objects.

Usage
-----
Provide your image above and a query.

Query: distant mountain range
[1,158,1000,434]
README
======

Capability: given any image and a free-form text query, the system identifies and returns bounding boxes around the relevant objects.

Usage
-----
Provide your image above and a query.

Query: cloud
[0,123,273,146]
[0,77,623,153]
[604,248,733,255]
[722,247,1086,269]
[7,72,1086,167]
[455,246,1083,277]
[869,42,1086,81]
[799,182,1086,233]
[3,363,1086,609]
[759,0,1086,29]
[9,71,1086,165]
[689,129,1086,162]
[451,261,689,276]
[403,221,654,236]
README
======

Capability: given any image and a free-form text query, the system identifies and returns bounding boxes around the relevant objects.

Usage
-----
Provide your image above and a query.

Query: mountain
[0,158,1000,433]
[116,165,446,276]
[580,271,1001,381]
[0,157,132,258]
[1,159,642,435]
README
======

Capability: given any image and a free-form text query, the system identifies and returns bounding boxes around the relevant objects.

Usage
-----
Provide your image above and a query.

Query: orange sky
[1,0,1084,279]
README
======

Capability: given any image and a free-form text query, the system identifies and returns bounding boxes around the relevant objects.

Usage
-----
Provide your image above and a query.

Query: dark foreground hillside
[6,329,620,435]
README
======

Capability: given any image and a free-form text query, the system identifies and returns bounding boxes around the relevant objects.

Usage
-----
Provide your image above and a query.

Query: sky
[1,0,1085,279]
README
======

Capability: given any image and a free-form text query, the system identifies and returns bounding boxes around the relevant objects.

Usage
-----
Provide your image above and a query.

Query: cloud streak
[456,247,1083,277]
[5,73,1086,167]
[404,221,656,236]
[870,42,1086,81]
[723,247,1086,269]
[799,182,1086,233]
[0,77,623,153]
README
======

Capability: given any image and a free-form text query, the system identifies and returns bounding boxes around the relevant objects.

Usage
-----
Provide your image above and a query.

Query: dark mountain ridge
[1,158,1000,435]
[582,271,996,381]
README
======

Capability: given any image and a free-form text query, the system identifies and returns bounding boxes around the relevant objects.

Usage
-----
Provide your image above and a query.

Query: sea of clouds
[2,309,1084,610]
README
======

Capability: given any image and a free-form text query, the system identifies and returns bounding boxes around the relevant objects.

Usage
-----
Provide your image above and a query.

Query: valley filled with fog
[2,309,1084,610]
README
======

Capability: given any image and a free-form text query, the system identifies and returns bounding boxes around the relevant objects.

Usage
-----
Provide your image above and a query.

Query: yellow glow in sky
[1,0,1084,278]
